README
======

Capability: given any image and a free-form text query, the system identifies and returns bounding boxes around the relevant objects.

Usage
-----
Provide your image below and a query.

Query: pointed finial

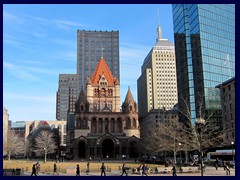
[128,86,130,90]
[101,46,104,59]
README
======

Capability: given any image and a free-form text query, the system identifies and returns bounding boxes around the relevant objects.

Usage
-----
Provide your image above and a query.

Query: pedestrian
[141,164,148,176]
[214,158,219,170]
[100,162,106,176]
[76,164,80,176]
[53,163,58,175]
[121,163,128,176]
[225,164,230,175]
[222,161,226,170]
[36,162,40,174]
[31,164,37,176]
[86,162,90,175]
[171,165,177,176]
[138,164,143,175]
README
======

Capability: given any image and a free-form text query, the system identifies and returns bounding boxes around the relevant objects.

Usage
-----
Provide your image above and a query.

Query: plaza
[3,160,235,176]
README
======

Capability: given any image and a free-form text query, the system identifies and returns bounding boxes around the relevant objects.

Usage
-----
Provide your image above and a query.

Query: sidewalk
[21,166,235,176]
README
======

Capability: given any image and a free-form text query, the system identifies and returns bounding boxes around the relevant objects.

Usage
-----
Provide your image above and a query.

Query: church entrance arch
[102,139,114,158]
[129,141,138,158]
[78,141,86,159]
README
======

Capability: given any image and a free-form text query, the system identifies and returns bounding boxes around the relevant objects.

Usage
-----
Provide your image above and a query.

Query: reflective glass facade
[77,30,119,95]
[172,4,235,126]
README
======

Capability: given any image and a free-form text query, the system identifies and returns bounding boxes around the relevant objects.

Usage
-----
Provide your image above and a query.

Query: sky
[3,4,174,122]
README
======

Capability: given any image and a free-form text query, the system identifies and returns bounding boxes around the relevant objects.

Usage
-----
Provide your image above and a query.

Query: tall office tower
[76,30,120,95]
[172,4,235,126]
[137,24,178,118]
[56,74,77,121]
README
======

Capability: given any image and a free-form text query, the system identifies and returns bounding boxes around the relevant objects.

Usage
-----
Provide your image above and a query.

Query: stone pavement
[21,166,235,176]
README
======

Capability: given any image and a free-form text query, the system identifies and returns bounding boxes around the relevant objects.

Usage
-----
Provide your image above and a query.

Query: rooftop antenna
[157,8,162,41]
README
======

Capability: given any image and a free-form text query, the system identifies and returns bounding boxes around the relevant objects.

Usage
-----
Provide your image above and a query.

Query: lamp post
[195,118,206,176]
[44,148,46,163]
[231,142,234,162]
[179,143,182,172]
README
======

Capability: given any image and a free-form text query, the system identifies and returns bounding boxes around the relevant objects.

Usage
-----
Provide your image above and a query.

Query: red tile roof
[91,58,115,86]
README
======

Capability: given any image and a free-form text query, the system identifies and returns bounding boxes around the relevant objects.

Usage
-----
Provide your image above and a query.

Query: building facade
[3,107,9,154]
[25,120,67,147]
[67,57,140,160]
[172,4,235,126]
[137,24,178,118]
[77,30,120,95]
[216,77,235,146]
[56,74,77,121]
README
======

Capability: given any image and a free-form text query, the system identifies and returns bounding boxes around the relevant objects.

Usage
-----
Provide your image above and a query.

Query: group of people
[76,162,91,176]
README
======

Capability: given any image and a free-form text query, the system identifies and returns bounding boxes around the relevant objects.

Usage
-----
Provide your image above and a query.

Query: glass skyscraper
[172,4,235,126]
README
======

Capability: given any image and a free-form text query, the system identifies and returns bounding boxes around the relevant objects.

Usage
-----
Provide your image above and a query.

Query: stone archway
[129,141,138,158]
[78,141,86,159]
[102,139,114,158]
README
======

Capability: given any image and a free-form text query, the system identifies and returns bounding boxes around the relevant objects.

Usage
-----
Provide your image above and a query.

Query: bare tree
[34,130,58,163]
[141,118,193,163]
[3,130,25,161]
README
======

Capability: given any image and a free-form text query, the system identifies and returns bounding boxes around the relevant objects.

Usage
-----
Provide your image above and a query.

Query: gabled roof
[91,58,115,86]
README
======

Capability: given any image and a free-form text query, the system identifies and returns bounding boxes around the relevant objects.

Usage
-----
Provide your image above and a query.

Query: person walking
[142,164,148,176]
[53,163,58,175]
[100,162,106,176]
[86,162,90,175]
[76,164,80,176]
[171,165,177,176]
[225,163,231,175]
[36,162,40,174]
[31,164,37,176]
[214,158,219,170]
[121,163,128,176]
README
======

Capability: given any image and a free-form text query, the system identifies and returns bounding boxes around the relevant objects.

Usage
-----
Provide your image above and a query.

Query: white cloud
[3,11,20,22]
[4,92,56,103]
[3,61,39,81]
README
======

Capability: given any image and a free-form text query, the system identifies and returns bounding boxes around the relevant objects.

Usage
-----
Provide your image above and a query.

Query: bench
[3,169,15,176]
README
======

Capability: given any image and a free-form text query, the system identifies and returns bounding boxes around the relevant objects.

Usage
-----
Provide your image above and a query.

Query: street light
[179,143,182,172]
[231,142,234,163]
[44,148,46,163]
[195,118,206,176]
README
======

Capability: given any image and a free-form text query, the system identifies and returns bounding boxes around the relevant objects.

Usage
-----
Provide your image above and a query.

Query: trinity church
[66,57,140,160]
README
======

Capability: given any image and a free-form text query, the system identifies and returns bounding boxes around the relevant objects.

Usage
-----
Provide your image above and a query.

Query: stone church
[66,57,140,160]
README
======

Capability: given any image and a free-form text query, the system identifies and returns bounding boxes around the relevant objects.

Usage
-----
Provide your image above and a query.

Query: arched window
[91,118,97,133]
[133,118,137,128]
[126,118,131,128]
[111,118,115,133]
[117,118,122,133]
[99,118,103,133]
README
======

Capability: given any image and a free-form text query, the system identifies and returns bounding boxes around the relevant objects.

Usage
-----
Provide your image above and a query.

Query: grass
[3,159,164,173]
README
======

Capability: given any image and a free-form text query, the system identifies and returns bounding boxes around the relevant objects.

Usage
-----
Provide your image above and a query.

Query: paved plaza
[20,166,235,176]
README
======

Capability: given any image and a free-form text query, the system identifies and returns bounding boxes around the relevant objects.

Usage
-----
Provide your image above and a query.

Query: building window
[229,94,231,100]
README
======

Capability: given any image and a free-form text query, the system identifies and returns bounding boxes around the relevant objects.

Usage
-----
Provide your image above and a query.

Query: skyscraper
[76,30,120,95]
[137,24,178,118]
[56,74,77,121]
[172,4,235,126]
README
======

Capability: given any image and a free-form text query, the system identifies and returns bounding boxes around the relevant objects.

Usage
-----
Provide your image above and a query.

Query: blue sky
[3,4,174,122]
